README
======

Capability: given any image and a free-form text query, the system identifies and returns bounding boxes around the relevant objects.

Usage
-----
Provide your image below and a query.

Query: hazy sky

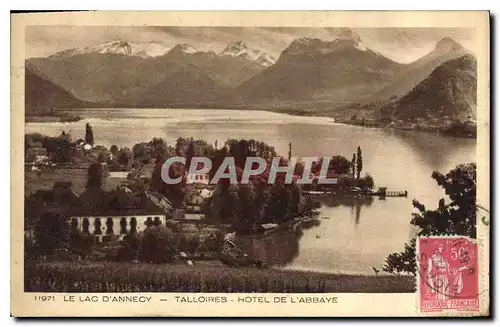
[26,26,475,63]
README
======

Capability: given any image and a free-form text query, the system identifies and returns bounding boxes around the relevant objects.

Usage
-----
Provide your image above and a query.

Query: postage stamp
[418,236,479,313]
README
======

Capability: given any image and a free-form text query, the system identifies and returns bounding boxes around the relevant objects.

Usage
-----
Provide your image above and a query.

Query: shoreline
[26,108,476,139]
[333,119,477,139]
[26,115,83,123]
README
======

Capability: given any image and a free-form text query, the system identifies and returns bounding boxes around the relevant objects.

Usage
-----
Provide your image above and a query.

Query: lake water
[25,108,476,274]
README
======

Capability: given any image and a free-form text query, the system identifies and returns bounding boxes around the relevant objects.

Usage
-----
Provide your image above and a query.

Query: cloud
[353,28,475,63]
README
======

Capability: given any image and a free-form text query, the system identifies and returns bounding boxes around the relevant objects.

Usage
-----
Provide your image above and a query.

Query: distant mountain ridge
[129,65,230,107]
[25,66,88,114]
[27,40,271,103]
[219,41,276,67]
[382,54,477,122]
[236,33,403,103]
[25,34,476,127]
[371,37,470,102]
[236,33,472,106]
[48,40,171,59]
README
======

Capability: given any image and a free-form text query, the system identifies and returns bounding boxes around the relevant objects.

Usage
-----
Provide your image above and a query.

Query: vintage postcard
[11,11,490,317]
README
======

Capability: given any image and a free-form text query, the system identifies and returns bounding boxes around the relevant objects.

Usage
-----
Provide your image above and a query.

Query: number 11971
[34,295,55,302]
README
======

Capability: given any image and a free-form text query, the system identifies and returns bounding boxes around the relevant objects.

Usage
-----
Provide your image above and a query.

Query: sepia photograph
[11,11,490,317]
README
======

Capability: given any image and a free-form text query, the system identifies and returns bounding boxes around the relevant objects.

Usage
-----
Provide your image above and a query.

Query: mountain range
[237,36,469,105]
[381,54,477,121]
[25,65,88,115]
[25,31,476,125]
[28,40,272,104]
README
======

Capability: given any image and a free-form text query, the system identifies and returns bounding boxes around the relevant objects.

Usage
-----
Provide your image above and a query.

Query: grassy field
[25,168,124,196]
[25,261,415,293]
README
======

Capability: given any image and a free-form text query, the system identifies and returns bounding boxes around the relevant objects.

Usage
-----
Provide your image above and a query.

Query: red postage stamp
[418,236,479,313]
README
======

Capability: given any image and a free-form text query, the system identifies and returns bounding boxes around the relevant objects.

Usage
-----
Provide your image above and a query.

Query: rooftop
[69,189,165,217]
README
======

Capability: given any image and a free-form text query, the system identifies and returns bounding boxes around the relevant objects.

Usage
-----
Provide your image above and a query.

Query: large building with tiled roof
[68,188,167,241]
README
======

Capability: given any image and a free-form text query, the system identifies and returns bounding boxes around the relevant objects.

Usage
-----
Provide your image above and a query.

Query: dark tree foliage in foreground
[383,163,477,275]
[139,226,177,263]
[86,163,104,191]
[117,233,142,261]
[69,231,95,258]
[34,212,69,254]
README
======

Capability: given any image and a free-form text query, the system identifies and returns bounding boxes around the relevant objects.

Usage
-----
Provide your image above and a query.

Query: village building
[25,147,50,168]
[139,163,156,180]
[68,188,167,241]
[108,171,132,179]
[181,188,213,222]
[184,188,213,213]
[144,189,173,214]
[186,173,210,185]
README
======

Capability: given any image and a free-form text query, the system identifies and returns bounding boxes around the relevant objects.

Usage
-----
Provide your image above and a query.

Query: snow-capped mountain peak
[336,28,363,44]
[219,41,276,67]
[169,44,198,55]
[49,40,170,59]
[220,41,249,56]
[283,31,370,58]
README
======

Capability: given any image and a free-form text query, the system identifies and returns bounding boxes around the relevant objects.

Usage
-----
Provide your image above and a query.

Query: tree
[116,232,142,261]
[175,137,189,157]
[232,183,258,233]
[86,163,104,191]
[139,226,177,263]
[34,212,69,254]
[110,145,119,156]
[202,227,224,252]
[358,174,375,190]
[25,195,45,231]
[148,137,169,162]
[151,160,186,207]
[412,163,477,238]
[264,181,302,224]
[356,146,363,180]
[351,153,356,179]
[383,163,477,275]
[117,147,133,167]
[85,123,94,145]
[382,239,416,275]
[186,141,196,170]
[330,155,352,175]
[69,231,95,258]
[93,145,111,163]
[132,142,150,163]
[55,131,72,163]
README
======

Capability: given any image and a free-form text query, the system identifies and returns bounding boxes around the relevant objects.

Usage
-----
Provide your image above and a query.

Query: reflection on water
[385,129,476,170]
[317,195,374,226]
[234,228,302,267]
[234,219,321,267]
[234,196,377,269]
